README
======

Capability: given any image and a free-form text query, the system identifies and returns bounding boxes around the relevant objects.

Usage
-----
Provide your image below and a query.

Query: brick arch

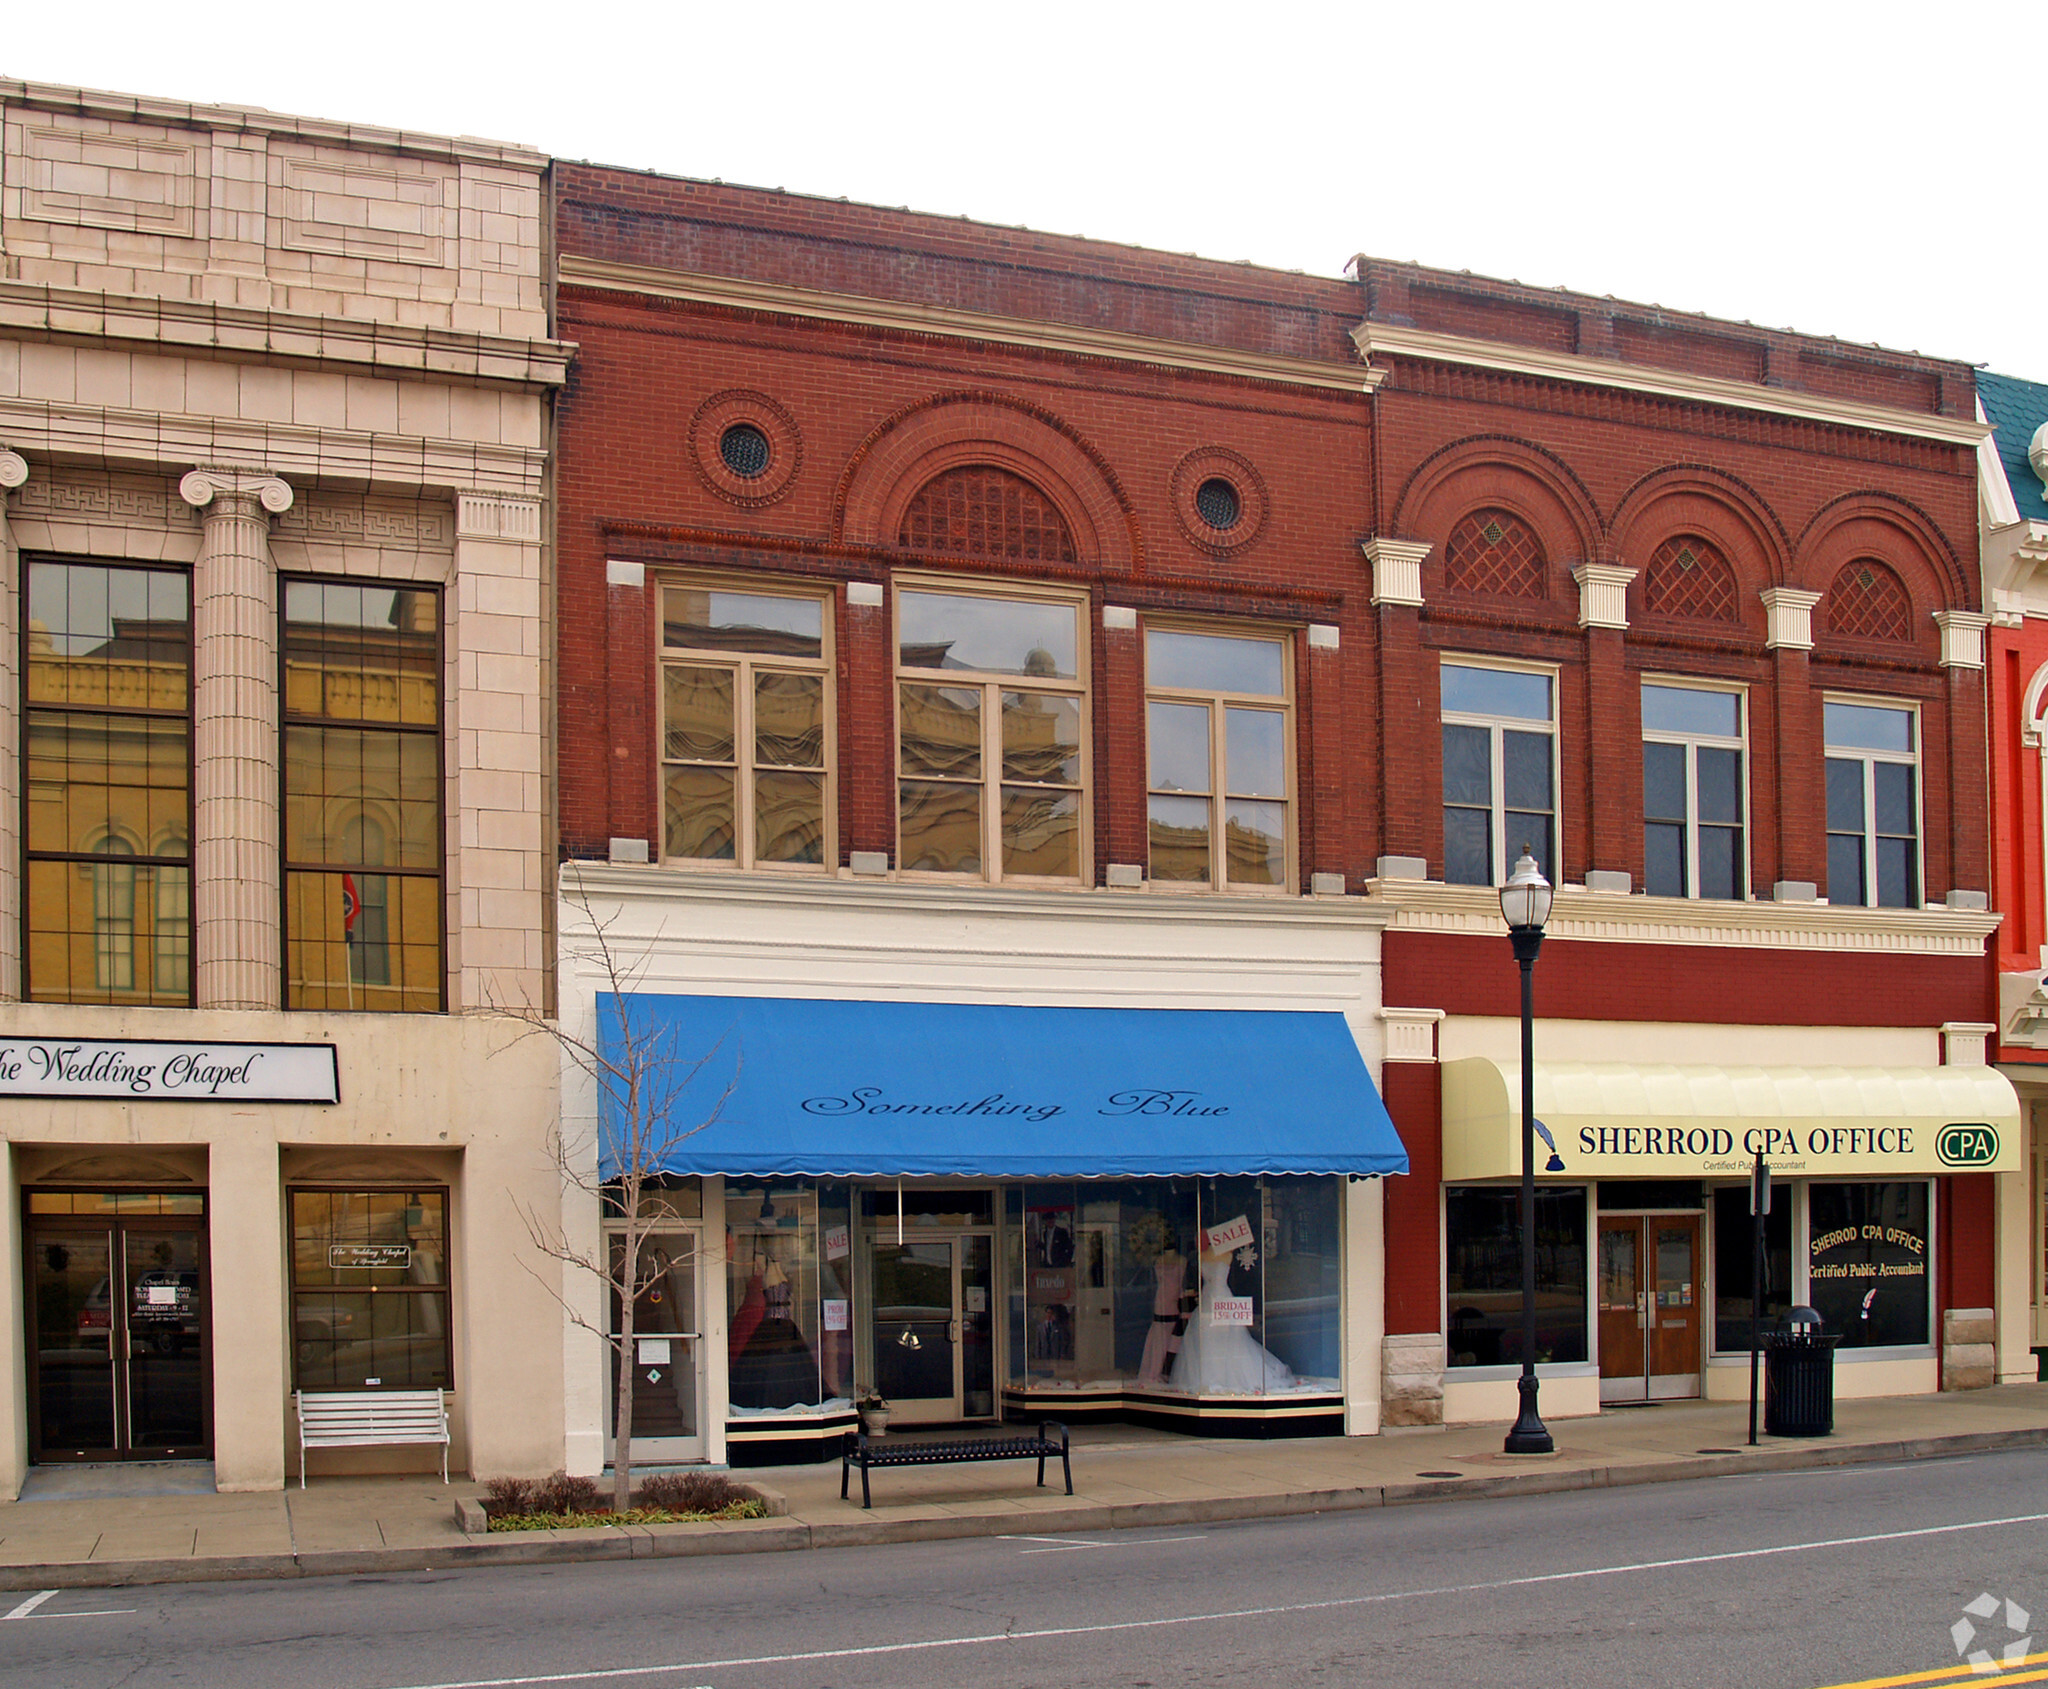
[1823,558,1915,644]
[1390,436,1601,605]
[1793,492,1970,612]
[1609,468,1787,636]
[834,392,1138,572]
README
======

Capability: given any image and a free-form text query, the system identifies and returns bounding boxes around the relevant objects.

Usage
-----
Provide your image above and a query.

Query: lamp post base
[1503,1371,1554,1455]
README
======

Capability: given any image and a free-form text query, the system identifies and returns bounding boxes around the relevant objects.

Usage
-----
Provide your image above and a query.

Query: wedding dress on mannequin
[1167,1250,1297,1394]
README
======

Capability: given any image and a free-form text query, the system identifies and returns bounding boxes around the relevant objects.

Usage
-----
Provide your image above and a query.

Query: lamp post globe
[1501,847,1555,1456]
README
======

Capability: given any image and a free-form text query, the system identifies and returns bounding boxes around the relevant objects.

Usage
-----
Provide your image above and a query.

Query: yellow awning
[1441,1058,2021,1181]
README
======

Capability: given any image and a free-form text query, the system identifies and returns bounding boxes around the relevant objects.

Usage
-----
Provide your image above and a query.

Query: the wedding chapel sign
[0,1039,340,1103]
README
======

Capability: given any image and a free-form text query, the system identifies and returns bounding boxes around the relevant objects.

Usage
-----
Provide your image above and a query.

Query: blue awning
[596,995,1407,1180]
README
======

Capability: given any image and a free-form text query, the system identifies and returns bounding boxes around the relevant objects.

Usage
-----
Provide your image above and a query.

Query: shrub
[482,1475,534,1514]
[532,1470,605,1515]
[635,1471,754,1513]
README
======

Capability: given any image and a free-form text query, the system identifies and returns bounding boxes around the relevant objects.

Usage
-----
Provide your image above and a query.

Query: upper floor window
[1642,683,1746,900]
[659,584,832,871]
[1145,626,1291,891]
[282,581,443,1012]
[1825,700,1918,909]
[1441,661,1555,887]
[24,559,191,1006]
[896,584,1085,881]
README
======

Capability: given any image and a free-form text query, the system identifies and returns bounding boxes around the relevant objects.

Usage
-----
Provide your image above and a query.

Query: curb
[6,1424,2045,1591]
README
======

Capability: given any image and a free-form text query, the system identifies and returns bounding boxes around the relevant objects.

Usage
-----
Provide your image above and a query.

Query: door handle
[948,1319,960,1344]
[1636,1291,1648,1329]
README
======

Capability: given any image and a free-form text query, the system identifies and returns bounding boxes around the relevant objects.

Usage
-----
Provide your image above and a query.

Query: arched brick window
[898,466,1077,564]
[1825,559,1913,643]
[1643,535,1739,623]
[1444,508,1546,598]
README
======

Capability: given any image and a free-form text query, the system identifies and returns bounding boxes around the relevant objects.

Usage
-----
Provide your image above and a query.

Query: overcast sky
[7,2,2045,379]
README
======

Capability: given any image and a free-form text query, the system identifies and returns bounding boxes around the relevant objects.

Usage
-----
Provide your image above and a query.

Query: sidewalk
[4,1385,2044,1590]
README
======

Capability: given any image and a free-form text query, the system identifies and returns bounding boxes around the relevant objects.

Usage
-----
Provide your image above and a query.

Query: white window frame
[1822,694,1923,910]
[1142,619,1295,895]
[1439,657,1561,887]
[656,576,836,873]
[892,574,1090,885]
[1640,678,1750,900]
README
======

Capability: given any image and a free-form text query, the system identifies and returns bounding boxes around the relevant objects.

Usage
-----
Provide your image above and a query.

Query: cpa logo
[1938,1124,2000,1168]
[1952,1591,2032,1673]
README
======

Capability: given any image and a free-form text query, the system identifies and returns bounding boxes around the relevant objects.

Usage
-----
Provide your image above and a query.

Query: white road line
[1018,1533,1209,1554]
[1,1590,56,1621]
[352,1505,2048,1689]
[29,1609,136,1619]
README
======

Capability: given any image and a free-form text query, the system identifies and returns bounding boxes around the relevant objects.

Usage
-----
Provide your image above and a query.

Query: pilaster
[180,467,291,1010]
[0,449,26,1003]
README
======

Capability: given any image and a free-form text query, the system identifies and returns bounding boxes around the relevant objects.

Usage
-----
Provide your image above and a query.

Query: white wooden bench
[295,1389,449,1488]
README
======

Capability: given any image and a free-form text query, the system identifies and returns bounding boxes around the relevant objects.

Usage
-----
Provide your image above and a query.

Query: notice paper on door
[146,1285,179,1306]
[637,1338,671,1365]
[965,1287,987,1313]
[823,1299,849,1331]
[1203,1215,1254,1255]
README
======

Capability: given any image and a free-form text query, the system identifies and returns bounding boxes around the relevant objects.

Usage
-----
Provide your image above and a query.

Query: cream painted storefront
[556,864,1400,1470]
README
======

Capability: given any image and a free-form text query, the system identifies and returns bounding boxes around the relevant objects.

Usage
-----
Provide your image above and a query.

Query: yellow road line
[1812,1654,2048,1689]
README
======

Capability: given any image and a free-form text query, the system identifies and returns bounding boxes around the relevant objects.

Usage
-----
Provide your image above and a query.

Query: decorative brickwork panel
[1444,508,1546,598]
[898,467,1077,564]
[1643,534,1739,622]
[1826,558,1913,643]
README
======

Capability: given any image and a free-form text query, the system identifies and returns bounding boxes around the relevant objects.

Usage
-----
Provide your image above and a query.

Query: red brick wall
[1381,1062,1443,1336]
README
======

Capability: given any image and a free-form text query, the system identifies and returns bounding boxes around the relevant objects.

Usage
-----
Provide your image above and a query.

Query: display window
[1710,1184,1791,1351]
[288,1188,450,1390]
[1806,1181,1931,1349]
[725,1181,853,1414]
[1444,1185,1590,1367]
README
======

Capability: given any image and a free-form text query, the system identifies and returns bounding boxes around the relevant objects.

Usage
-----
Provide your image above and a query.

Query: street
[5,1447,2046,1689]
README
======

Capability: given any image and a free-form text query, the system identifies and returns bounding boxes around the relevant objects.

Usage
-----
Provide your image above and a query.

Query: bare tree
[490,892,734,1512]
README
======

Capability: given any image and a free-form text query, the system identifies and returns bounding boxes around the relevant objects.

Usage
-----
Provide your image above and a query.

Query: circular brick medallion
[1170,446,1267,555]
[690,390,802,508]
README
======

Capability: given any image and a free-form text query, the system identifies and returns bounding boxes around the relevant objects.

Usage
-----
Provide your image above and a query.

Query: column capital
[1934,609,1990,670]
[1760,586,1823,651]
[179,466,293,515]
[1362,537,1431,608]
[0,448,26,490]
[1573,562,1636,630]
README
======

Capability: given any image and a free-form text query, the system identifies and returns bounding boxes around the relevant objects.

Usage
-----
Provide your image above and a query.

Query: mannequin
[1167,1241,1297,1395]
[1137,1246,1185,1385]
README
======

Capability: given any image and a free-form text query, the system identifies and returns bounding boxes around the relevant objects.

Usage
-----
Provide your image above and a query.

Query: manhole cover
[1417,1470,1464,1479]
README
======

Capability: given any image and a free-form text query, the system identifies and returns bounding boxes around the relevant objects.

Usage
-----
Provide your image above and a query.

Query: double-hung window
[1642,683,1746,899]
[896,585,1085,881]
[1441,661,1556,886]
[1145,626,1291,890]
[1825,700,1918,908]
[24,559,192,1006]
[282,581,443,1013]
[660,584,832,869]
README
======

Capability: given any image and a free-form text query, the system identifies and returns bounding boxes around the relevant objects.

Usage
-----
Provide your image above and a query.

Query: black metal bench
[840,1420,1071,1510]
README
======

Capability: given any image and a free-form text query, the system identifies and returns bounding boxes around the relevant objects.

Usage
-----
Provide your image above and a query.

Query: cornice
[0,398,549,498]
[1366,879,1999,957]
[0,282,572,389]
[1353,321,1987,448]
[560,861,1396,933]
[558,255,1383,395]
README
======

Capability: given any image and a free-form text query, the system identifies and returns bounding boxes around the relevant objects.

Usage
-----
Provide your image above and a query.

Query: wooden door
[1646,1216,1702,1397]
[1597,1217,1646,1402]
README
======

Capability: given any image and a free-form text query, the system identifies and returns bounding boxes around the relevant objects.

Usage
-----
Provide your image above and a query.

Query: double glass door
[1597,1213,1702,1402]
[28,1217,209,1461]
[869,1234,994,1424]
[607,1226,704,1461]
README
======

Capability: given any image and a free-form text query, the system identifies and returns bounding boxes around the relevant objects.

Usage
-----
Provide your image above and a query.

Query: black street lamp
[1499,847,1555,1456]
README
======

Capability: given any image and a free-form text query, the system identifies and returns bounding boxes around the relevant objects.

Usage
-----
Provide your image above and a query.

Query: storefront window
[726,1181,852,1412]
[1807,1181,1930,1349]
[1711,1186,1792,1351]
[1445,1186,1589,1367]
[289,1189,450,1390]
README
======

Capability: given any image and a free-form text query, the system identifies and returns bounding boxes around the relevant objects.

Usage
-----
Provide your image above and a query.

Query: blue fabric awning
[596,995,1407,1180]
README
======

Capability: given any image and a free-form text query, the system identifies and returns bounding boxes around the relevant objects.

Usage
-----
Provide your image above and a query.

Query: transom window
[660,584,832,871]
[1825,700,1918,908]
[896,585,1085,881]
[1642,683,1746,900]
[1145,626,1291,891]
[1441,661,1556,886]
[24,559,192,1006]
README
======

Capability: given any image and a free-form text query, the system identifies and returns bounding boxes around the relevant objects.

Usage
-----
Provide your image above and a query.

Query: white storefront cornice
[1364,878,2000,956]
[0,397,549,497]
[1351,321,1988,447]
[0,282,573,389]
[562,862,1396,934]
[557,254,1382,394]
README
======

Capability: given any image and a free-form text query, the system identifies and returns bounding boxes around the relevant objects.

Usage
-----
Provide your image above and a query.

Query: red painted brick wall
[1382,1062,1444,1337]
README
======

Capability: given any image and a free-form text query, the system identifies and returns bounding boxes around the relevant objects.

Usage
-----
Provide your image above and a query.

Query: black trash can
[1763,1307,1839,1437]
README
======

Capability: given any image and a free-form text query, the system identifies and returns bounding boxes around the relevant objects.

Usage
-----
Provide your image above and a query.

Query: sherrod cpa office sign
[0,1039,340,1104]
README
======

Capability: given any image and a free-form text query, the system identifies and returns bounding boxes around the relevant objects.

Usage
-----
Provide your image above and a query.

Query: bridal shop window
[1445,1185,1589,1367]
[1005,1178,1341,1397]
[725,1181,854,1412]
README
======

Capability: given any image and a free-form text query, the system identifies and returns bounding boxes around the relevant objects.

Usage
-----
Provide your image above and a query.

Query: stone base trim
[1943,1307,1996,1391]
[1381,1331,1445,1427]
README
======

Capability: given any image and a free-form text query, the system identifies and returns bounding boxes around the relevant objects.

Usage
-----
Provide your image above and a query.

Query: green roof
[1980,369,2048,526]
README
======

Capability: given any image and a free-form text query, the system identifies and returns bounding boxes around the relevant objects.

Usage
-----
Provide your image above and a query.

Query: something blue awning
[596,995,1408,1180]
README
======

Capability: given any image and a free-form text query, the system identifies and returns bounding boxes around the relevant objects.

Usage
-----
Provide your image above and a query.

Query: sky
[6,1,2046,377]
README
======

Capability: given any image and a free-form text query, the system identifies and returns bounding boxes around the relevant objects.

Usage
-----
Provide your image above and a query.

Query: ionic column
[0,448,27,1003]
[179,467,293,1010]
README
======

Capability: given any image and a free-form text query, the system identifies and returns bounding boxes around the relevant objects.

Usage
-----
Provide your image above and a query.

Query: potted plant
[855,1386,890,1437]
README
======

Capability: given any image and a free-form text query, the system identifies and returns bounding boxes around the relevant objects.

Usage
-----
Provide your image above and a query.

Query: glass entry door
[1597,1213,1701,1403]
[29,1218,208,1461]
[608,1227,704,1462]
[869,1234,995,1424]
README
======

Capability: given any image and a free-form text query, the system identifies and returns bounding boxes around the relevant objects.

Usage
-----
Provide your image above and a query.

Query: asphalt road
[6,1448,2048,1689]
